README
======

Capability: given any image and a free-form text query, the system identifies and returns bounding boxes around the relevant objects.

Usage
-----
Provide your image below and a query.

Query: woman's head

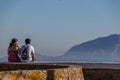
[11,38,18,44]
[9,38,18,47]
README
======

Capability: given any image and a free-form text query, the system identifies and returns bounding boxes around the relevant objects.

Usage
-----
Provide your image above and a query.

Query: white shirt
[21,44,35,62]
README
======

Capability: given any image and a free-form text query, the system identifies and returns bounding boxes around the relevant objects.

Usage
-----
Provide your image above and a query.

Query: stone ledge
[0,63,84,80]
[0,63,69,71]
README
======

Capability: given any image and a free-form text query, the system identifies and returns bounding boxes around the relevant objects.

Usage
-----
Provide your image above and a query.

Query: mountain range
[63,34,120,62]
[37,34,120,62]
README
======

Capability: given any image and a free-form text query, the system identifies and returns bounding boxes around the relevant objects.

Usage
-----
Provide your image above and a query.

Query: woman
[8,38,21,62]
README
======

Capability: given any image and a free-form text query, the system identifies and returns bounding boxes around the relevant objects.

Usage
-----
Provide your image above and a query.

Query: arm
[17,46,21,55]
[14,44,21,55]
[31,52,35,61]
[31,46,35,61]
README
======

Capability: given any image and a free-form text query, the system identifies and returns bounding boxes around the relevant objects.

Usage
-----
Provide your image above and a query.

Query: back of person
[20,38,35,62]
[8,38,21,62]
[8,47,20,62]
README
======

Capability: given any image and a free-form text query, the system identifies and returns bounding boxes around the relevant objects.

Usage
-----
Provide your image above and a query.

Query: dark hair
[9,38,18,47]
[25,38,31,44]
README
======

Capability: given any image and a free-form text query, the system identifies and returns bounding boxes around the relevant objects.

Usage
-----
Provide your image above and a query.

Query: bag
[21,47,28,60]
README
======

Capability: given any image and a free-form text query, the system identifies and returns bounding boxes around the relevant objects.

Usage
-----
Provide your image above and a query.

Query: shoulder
[21,45,27,49]
[8,47,12,51]
[22,45,26,48]
[28,45,35,53]
[29,45,34,49]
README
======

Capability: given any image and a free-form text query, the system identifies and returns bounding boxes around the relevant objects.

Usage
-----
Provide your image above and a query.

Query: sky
[0,0,120,57]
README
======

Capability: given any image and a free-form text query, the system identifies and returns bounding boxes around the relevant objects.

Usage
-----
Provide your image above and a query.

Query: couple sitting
[8,38,35,62]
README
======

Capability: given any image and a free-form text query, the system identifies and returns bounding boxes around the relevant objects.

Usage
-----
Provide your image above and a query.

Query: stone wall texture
[0,70,47,80]
[54,67,83,80]
[0,63,84,80]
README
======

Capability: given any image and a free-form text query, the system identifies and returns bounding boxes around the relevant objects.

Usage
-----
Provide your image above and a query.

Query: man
[21,38,35,62]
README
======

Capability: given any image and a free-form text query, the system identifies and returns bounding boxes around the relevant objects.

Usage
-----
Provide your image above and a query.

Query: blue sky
[0,0,120,57]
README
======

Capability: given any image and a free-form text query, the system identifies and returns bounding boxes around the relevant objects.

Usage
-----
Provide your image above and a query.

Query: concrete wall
[83,69,120,80]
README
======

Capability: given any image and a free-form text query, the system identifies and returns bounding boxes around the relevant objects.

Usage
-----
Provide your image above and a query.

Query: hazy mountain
[35,54,54,61]
[62,34,120,62]
[0,57,8,62]
[35,34,120,62]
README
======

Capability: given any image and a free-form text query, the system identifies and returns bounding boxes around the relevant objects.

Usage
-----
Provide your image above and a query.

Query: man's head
[25,38,31,44]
